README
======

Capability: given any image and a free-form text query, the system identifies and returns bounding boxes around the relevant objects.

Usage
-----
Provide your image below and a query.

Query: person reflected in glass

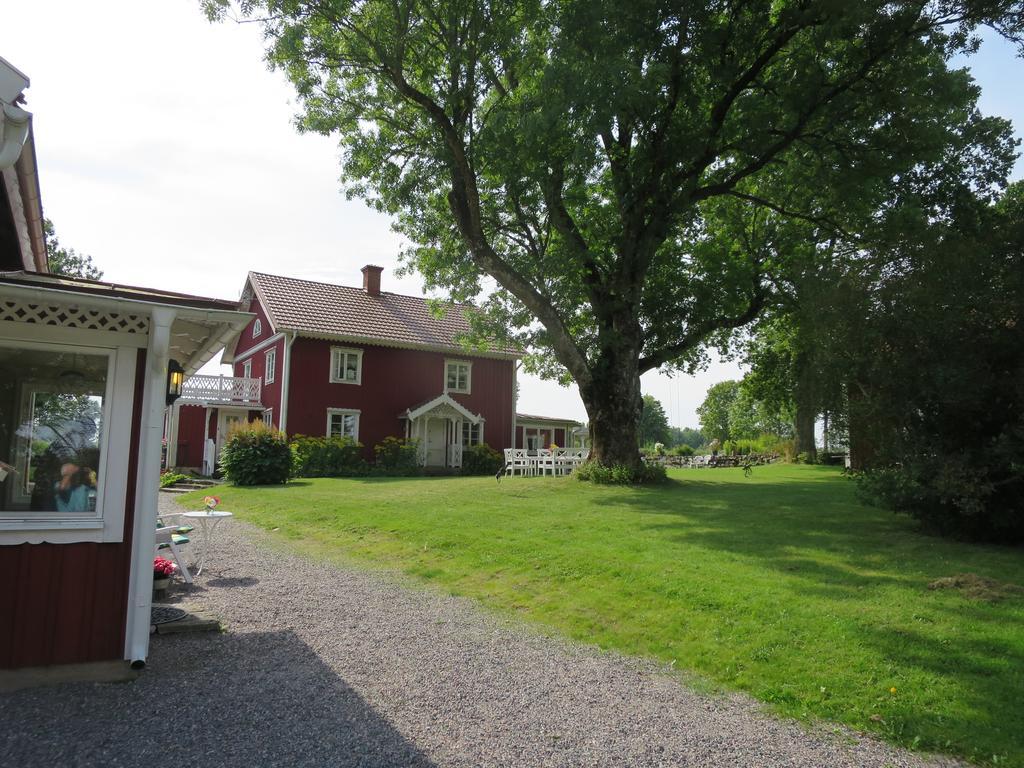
[54,461,95,513]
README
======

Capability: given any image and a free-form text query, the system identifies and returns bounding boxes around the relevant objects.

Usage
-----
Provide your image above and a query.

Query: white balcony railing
[180,374,261,405]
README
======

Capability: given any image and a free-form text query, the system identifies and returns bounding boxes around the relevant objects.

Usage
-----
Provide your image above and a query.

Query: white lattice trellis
[0,300,150,334]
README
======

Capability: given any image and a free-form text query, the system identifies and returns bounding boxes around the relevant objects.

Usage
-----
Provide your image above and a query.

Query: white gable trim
[222,275,279,363]
[401,393,481,423]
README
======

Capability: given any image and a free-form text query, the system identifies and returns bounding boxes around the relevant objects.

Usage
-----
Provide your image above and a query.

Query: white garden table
[182,510,233,576]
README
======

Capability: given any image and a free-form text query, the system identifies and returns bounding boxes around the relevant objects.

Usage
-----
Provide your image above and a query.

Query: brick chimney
[361,264,383,296]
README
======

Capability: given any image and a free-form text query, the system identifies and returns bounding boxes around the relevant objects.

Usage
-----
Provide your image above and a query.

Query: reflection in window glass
[0,345,107,514]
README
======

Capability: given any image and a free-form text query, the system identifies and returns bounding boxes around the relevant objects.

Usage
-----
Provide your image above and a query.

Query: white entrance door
[216,411,245,463]
[425,418,447,467]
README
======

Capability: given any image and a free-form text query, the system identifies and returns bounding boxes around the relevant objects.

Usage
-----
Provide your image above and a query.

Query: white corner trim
[279,332,296,433]
[125,306,176,666]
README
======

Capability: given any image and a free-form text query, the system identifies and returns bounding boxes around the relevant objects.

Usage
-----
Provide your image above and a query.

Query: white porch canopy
[399,393,482,468]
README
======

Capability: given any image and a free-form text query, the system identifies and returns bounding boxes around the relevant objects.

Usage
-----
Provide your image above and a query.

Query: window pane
[0,345,107,513]
[345,355,357,380]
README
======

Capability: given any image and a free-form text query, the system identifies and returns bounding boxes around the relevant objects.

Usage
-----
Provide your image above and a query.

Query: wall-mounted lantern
[166,359,184,406]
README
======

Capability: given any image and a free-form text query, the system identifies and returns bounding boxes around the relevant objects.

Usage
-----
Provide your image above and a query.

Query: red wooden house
[170,267,544,469]
[0,58,252,679]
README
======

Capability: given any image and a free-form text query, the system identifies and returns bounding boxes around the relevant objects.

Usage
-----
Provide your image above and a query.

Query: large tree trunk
[578,351,644,469]
[793,350,818,462]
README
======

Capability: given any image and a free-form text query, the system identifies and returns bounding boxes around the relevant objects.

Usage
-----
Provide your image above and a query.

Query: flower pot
[152,576,171,599]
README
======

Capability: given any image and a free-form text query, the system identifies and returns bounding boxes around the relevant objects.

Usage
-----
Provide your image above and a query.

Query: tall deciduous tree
[697,381,740,445]
[206,0,1022,468]
[638,394,669,446]
[44,219,103,280]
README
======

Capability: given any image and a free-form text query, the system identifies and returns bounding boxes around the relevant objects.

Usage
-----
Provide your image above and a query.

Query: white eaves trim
[229,332,285,363]
[281,328,521,361]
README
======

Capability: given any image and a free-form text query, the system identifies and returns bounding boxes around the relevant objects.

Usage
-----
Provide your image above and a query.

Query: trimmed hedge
[461,443,504,476]
[374,437,420,475]
[291,435,367,477]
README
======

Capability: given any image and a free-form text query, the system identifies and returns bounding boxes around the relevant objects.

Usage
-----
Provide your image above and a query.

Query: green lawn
[182,464,1024,765]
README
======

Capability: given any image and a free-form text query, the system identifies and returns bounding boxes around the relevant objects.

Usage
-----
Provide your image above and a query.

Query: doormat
[151,606,188,625]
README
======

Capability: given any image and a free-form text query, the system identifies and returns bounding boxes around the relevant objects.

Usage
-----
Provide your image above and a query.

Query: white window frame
[461,420,484,447]
[444,359,472,394]
[0,337,135,545]
[242,359,252,379]
[326,408,360,441]
[330,346,363,385]
[264,348,276,384]
[252,318,262,338]
[262,409,273,427]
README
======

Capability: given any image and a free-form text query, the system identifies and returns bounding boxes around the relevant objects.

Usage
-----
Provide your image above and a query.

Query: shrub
[461,443,504,475]
[672,444,695,457]
[575,461,667,485]
[858,456,1024,542]
[374,437,420,475]
[219,422,293,485]
[159,471,188,488]
[291,435,367,477]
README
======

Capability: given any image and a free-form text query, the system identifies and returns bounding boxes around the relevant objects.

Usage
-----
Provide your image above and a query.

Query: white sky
[3,3,1021,427]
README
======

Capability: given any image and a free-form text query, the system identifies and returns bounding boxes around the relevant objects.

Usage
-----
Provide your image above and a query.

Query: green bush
[220,422,293,485]
[672,444,695,457]
[575,461,667,485]
[291,435,367,477]
[461,443,504,475]
[159,471,188,488]
[374,437,420,475]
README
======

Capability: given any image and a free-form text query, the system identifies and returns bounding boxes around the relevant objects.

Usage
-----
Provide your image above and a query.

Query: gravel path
[0,495,963,768]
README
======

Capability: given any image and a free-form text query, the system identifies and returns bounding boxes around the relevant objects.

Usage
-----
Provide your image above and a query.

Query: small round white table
[182,510,233,576]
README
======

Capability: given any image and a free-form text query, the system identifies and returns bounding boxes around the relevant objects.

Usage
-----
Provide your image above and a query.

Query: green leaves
[208,0,1021,460]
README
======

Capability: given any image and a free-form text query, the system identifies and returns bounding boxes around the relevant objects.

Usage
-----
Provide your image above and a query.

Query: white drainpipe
[511,361,520,450]
[125,307,176,668]
[278,331,297,433]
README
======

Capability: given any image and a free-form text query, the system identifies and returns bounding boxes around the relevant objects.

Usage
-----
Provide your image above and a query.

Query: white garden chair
[155,512,194,585]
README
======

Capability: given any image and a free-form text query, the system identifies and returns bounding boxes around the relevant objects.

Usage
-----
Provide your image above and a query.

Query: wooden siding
[232,335,283,427]
[231,295,276,360]
[0,348,145,668]
[285,339,515,454]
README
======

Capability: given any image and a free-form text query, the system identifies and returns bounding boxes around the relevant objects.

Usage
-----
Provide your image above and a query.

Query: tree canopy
[206,0,1024,468]
[44,219,103,280]
[638,394,670,446]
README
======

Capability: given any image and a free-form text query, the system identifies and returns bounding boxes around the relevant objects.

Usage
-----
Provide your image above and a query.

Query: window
[461,421,482,447]
[327,409,360,440]
[264,348,276,384]
[252,319,262,338]
[445,360,471,394]
[0,331,137,544]
[242,359,252,379]
[262,410,273,427]
[524,428,551,453]
[330,347,363,385]
[0,342,111,517]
